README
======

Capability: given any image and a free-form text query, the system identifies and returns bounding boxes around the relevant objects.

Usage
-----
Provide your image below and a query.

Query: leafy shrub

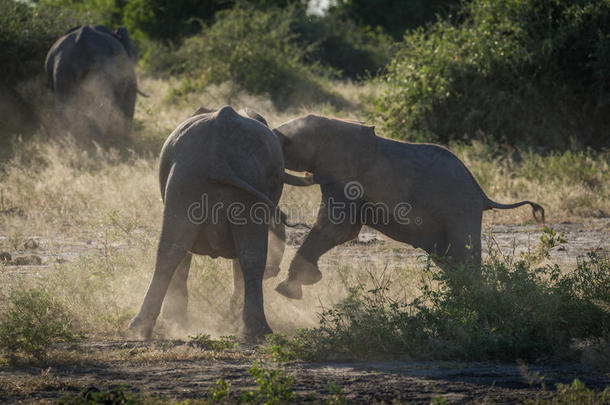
[332,0,462,40]
[526,379,610,405]
[0,288,84,363]
[289,8,395,79]
[270,246,610,361]
[122,0,231,42]
[0,1,88,85]
[0,1,89,143]
[144,6,343,108]
[374,0,610,149]
[37,0,123,29]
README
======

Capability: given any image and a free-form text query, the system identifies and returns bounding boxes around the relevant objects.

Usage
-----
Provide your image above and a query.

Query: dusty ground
[0,339,609,403]
[0,219,608,403]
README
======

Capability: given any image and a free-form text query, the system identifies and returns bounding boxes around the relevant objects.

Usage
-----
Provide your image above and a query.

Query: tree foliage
[333,0,461,40]
[375,0,610,148]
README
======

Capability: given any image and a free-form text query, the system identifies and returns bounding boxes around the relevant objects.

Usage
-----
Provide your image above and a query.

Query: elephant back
[160,106,284,204]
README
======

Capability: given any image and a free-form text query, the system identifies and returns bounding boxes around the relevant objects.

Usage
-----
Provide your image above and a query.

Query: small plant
[189,334,238,351]
[0,288,84,364]
[523,226,567,262]
[526,379,610,405]
[59,385,142,404]
[207,378,230,403]
[263,332,319,362]
[240,362,294,404]
[326,382,348,405]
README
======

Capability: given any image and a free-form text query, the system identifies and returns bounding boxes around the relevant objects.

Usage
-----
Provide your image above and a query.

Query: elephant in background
[272,114,545,299]
[45,25,142,146]
[129,106,312,339]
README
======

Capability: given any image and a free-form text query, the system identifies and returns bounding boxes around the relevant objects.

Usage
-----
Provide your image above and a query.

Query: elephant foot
[263,264,281,280]
[241,319,273,342]
[128,315,154,340]
[275,280,303,300]
[289,256,322,285]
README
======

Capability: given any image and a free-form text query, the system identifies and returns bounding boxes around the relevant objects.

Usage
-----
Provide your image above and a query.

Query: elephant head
[273,115,377,185]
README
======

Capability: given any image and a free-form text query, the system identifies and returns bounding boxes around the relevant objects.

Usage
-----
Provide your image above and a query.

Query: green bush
[147,6,342,108]
[0,0,88,85]
[122,0,231,42]
[271,247,610,361]
[526,379,610,405]
[0,1,90,144]
[290,8,395,79]
[333,0,461,40]
[37,0,123,29]
[0,288,84,364]
[374,0,610,149]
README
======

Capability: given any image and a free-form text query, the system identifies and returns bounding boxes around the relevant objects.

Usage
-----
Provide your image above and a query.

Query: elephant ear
[115,27,137,60]
[239,108,268,127]
[314,122,377,185]
[192,106,215,117]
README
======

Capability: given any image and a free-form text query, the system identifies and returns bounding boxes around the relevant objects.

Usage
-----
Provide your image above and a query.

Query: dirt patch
[0,221,608,403]
[1,341,608,403]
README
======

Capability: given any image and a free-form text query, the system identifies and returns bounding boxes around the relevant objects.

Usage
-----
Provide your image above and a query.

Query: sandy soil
[0,339,608,403]
[0,219,608,403]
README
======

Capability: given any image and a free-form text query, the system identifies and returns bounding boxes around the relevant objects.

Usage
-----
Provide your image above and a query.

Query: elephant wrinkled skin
[45,25,140,144]
[129,106,292,340]
[273,115,545,299]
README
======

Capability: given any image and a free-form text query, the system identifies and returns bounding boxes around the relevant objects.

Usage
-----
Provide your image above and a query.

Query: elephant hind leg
[160,253,193,331]
[231,220,272,340]
[129,179,201,339]
[429,216,482,287]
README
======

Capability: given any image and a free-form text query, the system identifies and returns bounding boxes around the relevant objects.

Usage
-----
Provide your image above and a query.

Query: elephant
[44,25,142,145]
[272,114,545,299]
[128,106,312,339]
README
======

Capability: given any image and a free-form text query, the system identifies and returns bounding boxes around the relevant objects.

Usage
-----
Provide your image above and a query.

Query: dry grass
[0,78,607,354]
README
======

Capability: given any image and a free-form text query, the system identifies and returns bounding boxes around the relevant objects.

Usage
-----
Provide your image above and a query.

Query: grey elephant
[272,115,545,299]
[128,106,312,339]
[45,25,141,145]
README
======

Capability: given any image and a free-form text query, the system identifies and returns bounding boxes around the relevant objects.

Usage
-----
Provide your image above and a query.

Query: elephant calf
[272,114,544,299]
[129,106,311,339]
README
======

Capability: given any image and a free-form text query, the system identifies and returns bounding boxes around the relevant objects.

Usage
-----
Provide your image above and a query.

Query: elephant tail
[222,176,312,229]
[137,88,150,97]
[484,199,545,223]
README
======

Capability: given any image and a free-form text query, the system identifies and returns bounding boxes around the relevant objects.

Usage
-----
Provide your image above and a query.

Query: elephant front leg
[275,192,362,299]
